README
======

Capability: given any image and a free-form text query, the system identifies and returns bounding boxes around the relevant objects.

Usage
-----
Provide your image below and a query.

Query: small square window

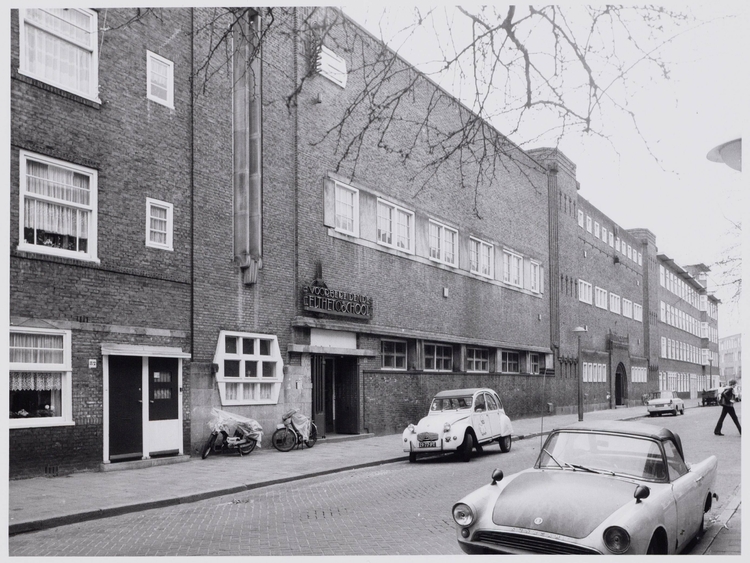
[381,340,407,370]
[146,198,174,250]
[147,51,174,108]
[501,351,520,373]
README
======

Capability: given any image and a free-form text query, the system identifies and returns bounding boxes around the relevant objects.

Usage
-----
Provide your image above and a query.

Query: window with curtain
[470,237,493,278]
[502,250,522,287]
[9,328,72,426]
[377,199,414,252]
[19,151,98,262]
[428,220,457,266]
[147,51,174,108]
[19,8,99,101]
[334,181,358,236]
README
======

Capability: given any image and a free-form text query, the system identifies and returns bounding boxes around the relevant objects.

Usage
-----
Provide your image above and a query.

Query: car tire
[499,435,512,453]
[680,406,685,415]
[673,409,678,416]
[461,433,473,462]
[409,452,417,463]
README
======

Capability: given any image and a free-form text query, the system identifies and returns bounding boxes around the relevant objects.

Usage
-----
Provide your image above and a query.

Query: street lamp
[573,326,588,421]
[709,358,713,388]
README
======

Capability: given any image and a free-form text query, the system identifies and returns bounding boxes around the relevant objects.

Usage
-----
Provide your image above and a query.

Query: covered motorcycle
[201,408,263,458]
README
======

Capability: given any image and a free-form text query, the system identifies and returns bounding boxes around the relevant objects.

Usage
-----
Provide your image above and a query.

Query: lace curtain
[10,332,64,364]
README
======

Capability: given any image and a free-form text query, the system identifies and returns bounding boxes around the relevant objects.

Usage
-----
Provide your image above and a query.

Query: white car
[402,388,513,463]
[647,390,685,416]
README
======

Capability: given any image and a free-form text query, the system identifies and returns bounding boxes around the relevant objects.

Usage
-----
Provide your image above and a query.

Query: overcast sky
[342,1,747,336]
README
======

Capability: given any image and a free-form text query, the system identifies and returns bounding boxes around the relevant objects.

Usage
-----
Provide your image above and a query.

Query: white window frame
[594,221,600,239]
[601,226,607,242]
[428,219,458,266]
[470,237,494,278]
[622,298,633,319]
[633,303,643,322]
[145,198,174,251]
[424,343,453,372]
[333,181,359,236]
[595,286,608,309]
[530,261,541,293]
[502,249,523,287]
[316,45,348,88]
[213,331,284,405]
[586,215,592,233]
[638,252,642,266]
[381,339,407,370]
[661,337,667,358]
[466,347,489,372]
[377,199,414,253]
[18,8,100,102]
[610,292,621,314]
[529,352,541,375]
[18,150,99,262]
[146,50,175,108]
[577,209,584,228]
[615,237,620,252]
[500,350,520,374]
[578,280,593,304]
[9,326,74,428]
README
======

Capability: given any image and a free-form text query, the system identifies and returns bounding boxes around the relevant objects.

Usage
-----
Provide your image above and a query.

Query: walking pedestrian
[714,379,741,436]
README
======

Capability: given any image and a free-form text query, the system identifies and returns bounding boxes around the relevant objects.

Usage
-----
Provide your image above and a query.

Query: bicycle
[271,409,318,452]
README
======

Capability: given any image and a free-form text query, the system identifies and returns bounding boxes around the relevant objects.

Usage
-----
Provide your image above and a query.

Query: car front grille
[473,531,600,555]
[417,432,439,442]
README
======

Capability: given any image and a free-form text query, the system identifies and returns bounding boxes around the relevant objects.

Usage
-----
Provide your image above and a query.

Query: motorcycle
[271,409,318,452]
[201,408,263,458]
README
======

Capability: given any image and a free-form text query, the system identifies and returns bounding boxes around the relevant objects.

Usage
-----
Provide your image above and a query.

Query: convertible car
[403,388,513,463]
[452,421,718,555]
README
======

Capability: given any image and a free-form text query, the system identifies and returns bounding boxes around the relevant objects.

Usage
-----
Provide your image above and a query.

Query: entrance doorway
[109,355,143,461]
[615,363,627,406]
[312,355,360,437]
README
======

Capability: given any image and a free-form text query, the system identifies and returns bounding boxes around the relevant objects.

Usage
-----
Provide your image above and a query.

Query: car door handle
[696,475,703,482]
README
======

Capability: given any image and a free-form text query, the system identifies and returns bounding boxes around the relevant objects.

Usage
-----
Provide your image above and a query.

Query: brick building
[719,334,742,383]
[8,7,721,477]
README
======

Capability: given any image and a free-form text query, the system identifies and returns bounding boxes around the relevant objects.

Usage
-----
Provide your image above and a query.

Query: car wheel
[499,435,512,453]
[461,433,473,462]
[409,452,417,463]
[648,413,655,417]
[673,409,678,416]
[680,406,685,415]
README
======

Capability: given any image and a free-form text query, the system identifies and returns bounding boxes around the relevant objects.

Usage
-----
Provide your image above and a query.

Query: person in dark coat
[714,379,741,436]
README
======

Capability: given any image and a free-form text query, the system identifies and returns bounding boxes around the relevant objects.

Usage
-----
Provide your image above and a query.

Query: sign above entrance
[303,284,373,319]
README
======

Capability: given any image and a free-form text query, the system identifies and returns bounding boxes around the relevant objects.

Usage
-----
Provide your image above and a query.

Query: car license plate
[419,441,436,448]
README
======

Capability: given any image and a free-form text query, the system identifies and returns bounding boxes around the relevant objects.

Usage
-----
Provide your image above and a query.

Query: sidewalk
[6,398,739,555]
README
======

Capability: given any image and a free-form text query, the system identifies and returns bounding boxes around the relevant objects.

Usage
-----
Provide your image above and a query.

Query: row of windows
[659,265,701,309]
[18,151,175,261]
[658,371,701,393]
[19,9,175,108]
[582,362,607,383]
[381,340,544,374]
[660,300,705,338]
[660,336,709,366]
[579,280,642,321]
[577,210,642,267]
[333,181,543,291]
[631,366,647,383]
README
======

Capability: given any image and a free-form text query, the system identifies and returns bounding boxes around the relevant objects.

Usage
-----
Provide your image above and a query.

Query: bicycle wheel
[305,423,318,448]
[272,428,296,452]
[201,433,217,459]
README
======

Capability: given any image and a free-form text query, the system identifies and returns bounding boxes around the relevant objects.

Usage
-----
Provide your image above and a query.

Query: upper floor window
[578,280,593,304]
[608,232,614,247]
[601,226,607,242]
[622,298,633,318]
[502,250,522,287]
[594,221,600,239]
[595,286,608,309]
[9,327,73,428]
[615,237,620,252]
[577,209,584,228]
[529,352,541,374]
[610,292,621,314]
[19,8,99,101]
[633,303,643,322]
[500,350,520,373]
[530,261,541,293]
[147,50,174,108]
[428,220,457,266]
[334,182,358,236]
[145,198,174,251]
[638,252,642,266]
[18,151,98,262]
[586,215,592,233]
[425,343,452,371]
[377,199,414,253]
[381,340,407,370]
[466,347,489,372]
[470,237,493,278]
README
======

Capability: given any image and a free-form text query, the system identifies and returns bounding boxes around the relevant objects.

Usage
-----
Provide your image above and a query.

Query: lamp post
[709,358,713,388]
[573,326,588,421]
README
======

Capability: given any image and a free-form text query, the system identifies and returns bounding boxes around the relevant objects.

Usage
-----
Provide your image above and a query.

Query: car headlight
[603,526,630,554]
[452,503,474,526]
[443,422,451,433]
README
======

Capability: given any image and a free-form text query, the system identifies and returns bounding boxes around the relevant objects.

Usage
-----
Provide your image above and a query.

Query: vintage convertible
[452,421,718,555]
[402,388,513,463]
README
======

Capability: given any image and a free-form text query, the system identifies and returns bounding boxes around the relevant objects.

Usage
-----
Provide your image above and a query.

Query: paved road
[8,405,739,556]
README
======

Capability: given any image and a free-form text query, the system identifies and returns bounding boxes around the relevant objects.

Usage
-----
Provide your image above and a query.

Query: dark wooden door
[149,357,178,421]
[109,355,143,460]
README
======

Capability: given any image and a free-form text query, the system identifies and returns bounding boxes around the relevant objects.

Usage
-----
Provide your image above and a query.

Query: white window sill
[17,243,100,264]
[10,419,75,429]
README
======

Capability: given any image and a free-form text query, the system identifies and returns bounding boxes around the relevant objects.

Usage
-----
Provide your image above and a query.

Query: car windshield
[430,396,472,411]
[654,391,675,400]
[538,431,667,481]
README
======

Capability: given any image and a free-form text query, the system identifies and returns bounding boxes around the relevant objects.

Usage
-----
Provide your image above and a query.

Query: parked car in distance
[647,390,685,416]
[452,421,718,555]
[402,388,512,463]
[701,388,722,407]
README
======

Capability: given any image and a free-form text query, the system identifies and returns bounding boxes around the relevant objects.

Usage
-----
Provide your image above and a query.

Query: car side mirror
[634,485,650,503]
[491,468,504,485]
